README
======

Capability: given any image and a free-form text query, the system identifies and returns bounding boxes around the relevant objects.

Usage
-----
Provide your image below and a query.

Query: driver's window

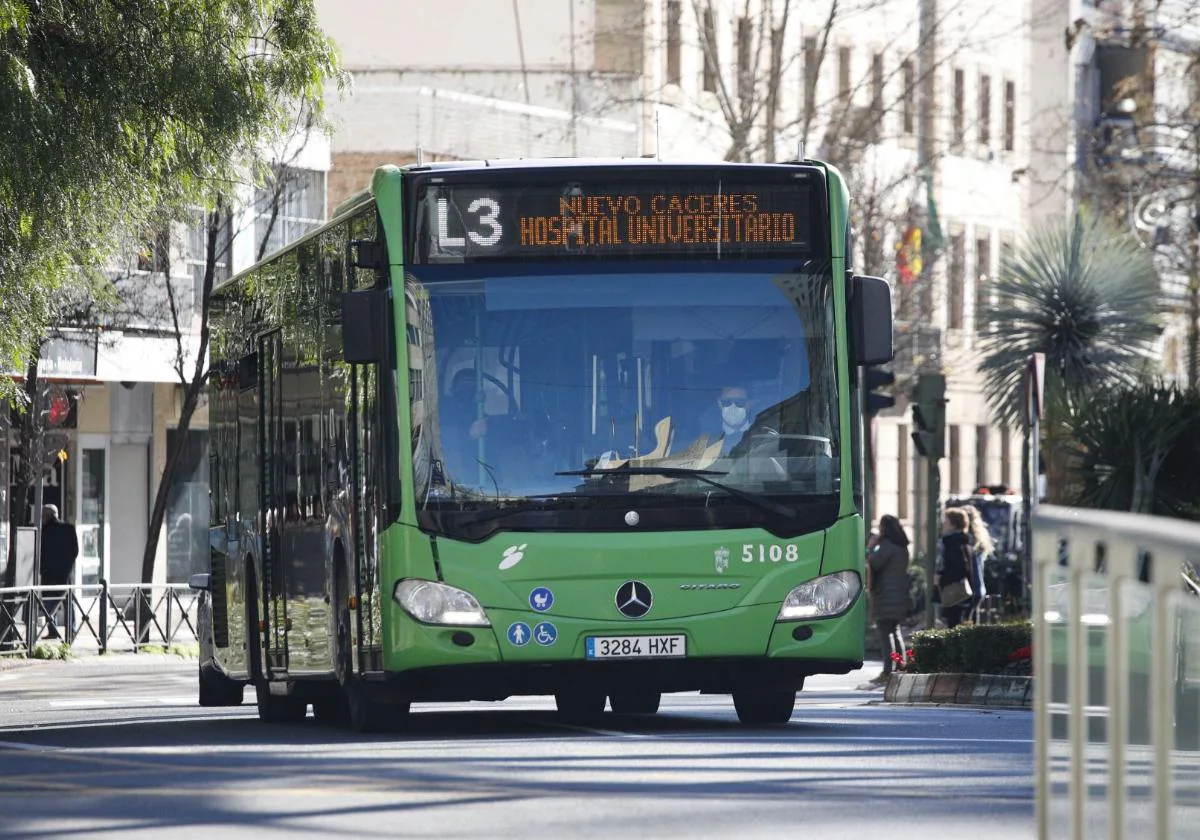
[441,347,519,417]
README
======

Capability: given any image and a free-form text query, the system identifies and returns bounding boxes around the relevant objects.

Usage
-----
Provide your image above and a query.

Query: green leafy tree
[1069,383,1200,518]
[0,0,341,403]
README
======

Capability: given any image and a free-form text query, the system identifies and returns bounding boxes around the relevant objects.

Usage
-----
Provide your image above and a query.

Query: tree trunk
[139,202,221,588]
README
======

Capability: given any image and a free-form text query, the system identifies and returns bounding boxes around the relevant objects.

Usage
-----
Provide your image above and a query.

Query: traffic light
[44,388,78,429]
[863,364,896,417]
[910,372,946,459]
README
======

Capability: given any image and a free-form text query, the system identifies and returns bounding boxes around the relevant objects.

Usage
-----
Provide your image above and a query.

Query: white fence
[0,583,200,656]
[1032,506,1200,839]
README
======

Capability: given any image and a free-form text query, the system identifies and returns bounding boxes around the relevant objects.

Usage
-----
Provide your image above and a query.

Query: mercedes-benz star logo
[615,580,652,619]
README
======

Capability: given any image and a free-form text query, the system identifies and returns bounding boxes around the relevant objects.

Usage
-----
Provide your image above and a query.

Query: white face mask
[721,405,748,427]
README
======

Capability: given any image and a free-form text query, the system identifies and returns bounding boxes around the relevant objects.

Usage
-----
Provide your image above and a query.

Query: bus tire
[347,682,404,733]
[732,689,795,725]
[555,689,606,721]
[198,662,244,707]
[311,694,350,724]
[609,690,660,715]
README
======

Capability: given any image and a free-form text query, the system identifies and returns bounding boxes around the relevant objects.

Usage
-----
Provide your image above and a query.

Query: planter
[883,671,1032,707]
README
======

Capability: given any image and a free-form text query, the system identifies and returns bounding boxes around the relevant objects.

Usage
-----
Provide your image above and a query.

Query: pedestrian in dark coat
[40,504,78,639]
[866,514,911,685]
[938,508,973,628]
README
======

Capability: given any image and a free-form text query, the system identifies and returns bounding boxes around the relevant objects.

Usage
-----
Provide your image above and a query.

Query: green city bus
[193,159,894,730]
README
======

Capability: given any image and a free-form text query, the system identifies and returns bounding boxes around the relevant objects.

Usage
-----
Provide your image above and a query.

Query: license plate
[585,635,686,660]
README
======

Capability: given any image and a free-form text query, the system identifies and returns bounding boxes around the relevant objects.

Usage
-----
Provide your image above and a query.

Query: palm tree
[975,211,1161,501]
[1070,382,1200,517]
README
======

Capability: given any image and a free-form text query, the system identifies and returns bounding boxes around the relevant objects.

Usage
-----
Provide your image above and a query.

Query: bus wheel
[609,690,661,715]
[732,689,796,725]
[346,682,405,733]
[198,662,244,707]
[311,694,349,724]
[555,689,606,721]
[254,679,307,723]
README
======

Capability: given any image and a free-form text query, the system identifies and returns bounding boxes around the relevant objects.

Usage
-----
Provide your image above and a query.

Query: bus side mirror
[341,288,389,364]
[850,274,893,366]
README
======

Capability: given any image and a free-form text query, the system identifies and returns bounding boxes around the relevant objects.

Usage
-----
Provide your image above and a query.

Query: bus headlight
[393,579,491,627]
[776,571,862,621]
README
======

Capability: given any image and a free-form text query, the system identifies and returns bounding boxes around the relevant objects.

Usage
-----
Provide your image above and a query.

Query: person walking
[40,504,79,640]
[937,508,974,628]
[864,514,911,688]
[960,505,995,622]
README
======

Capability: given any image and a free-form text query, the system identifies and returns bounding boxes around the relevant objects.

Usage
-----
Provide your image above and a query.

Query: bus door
[258,330,290,673]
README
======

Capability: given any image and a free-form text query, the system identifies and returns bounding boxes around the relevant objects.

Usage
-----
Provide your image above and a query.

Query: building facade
[1030,0,1200,386]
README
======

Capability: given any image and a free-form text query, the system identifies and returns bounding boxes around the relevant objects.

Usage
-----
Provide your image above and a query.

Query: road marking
[0,740,54,752]
[47,696,196,709]
[0,674,21,683]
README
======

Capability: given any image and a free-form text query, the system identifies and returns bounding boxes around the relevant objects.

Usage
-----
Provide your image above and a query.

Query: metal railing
[1032,505,1200,840]
[0,582,200,656]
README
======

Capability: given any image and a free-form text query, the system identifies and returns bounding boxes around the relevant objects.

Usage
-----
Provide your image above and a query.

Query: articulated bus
[194,159,894,730]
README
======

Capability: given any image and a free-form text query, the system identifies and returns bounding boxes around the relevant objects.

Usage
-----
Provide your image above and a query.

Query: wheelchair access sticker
[533,622,557,646]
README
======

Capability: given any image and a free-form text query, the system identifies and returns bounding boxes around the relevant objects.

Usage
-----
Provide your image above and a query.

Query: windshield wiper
[556,467,795,518]
[436,496,571,527]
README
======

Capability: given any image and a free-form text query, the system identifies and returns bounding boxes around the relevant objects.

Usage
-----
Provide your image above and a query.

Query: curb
[883,671,1032,707]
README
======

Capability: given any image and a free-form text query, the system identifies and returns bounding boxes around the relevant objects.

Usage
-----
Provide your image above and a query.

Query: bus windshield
[406,262,840,538]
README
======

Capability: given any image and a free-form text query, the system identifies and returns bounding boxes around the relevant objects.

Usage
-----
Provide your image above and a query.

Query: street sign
[1024,352,1045,425]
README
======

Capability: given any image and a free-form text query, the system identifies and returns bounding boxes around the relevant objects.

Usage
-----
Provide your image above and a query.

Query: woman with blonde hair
[960,505,993,621]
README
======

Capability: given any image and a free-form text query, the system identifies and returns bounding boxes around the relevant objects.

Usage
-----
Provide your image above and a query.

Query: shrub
[910,621,1032,675]
[30,642,71,661]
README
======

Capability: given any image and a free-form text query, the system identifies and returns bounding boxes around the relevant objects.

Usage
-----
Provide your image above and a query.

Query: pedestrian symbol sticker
[529,586,554,612]
[507,622,531,647]
[533,621,557,646]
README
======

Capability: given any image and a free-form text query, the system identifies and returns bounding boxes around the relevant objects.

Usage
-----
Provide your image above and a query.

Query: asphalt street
[0,656,1033,839]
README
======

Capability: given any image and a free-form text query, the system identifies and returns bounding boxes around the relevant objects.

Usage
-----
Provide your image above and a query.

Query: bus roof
[399,156,823,172]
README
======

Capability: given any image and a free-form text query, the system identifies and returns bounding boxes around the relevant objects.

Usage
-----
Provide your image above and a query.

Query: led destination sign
[416,174,823,262]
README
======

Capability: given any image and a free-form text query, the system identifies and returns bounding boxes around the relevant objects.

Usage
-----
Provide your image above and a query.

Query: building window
[870,53,884,122]
[665,0,681,85]
[701,6,718,93]
[1003,79,1016,151]
[184,209,232,306]
[594,0,642,74]
[975,230,991,336]
[254,166,325,261]
[898,423,909,520]
[949,425,961,494]
[803,36,819,120]
[975,425,989,487]
[948,232,965,329]
[952,68,965,150]
[736,16,751,101]
[1000,424,1011,486]
[137,230,171,274]
[901,58,915,135]
[837,46,852,106]
[978,73,991,147]
[997,235,1015,314]
[165,429,210,584]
